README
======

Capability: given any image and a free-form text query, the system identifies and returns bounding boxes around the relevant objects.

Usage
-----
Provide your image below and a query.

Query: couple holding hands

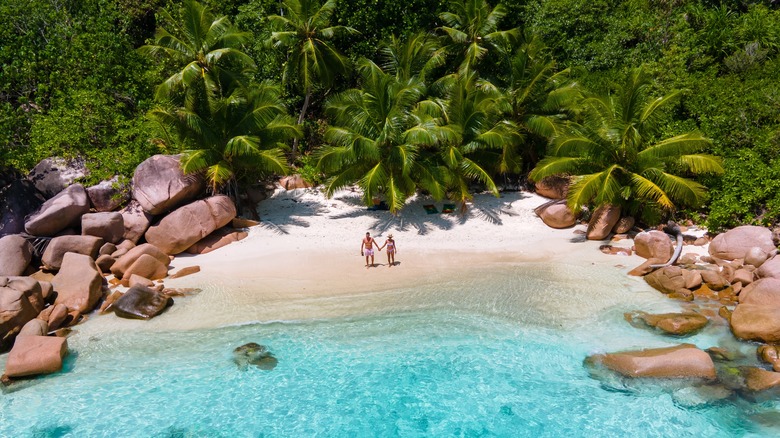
[361,232,397,268]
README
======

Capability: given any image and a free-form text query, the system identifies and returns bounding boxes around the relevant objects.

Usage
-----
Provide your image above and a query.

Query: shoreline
[73,188,684,334]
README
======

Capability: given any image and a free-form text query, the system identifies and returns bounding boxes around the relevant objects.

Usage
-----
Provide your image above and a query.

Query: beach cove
[73,188,676,333]
[3,188,780,436]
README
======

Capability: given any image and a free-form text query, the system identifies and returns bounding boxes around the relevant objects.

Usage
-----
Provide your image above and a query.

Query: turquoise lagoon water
[2,263,780,437]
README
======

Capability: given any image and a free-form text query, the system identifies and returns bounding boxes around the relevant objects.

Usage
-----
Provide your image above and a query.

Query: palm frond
[638,132,712,157]
[225,135,260,157]
[249,148,290,174]
[627,171,673,210]
[679,154,724,175]
[550,135,602,157]
[460,158,498,195]
[525,115,561,137]
[567,168,620,211]
[180,149,209,174]
[639,91,680,131]
[316,145,355,174]
[439,26,469,44]
[205,161,235,191]
[646,169,708,207]
[384,176,407,213]
[360,162,388,202]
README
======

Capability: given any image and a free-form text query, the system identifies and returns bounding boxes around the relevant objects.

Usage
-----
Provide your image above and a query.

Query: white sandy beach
[68,186,708,337]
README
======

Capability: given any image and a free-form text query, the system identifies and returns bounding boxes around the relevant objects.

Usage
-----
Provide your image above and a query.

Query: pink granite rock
[4,335,68,377]
[24,184,90,236]
[81,212,125,244]
[0,235,33,276]
[709,226,775,261]
[52,253,103,313]
[132,154,204,215]
[588,344,716,379]
[634,230,674,261]
[586,205,621,240]
[145,195,236,255]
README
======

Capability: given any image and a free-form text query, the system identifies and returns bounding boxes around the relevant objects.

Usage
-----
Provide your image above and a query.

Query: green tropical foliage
[316,60,446,212]
[267,0,357,156]
[138,0,256,106]
[149,82,299,194]
[433,72,522,205]
[142,0,297,196]
[500,31,581,167]
[9,0,780,229]
[437,0,519,75]
[331,0,443,59]
[529,68,724,222]
[378,32,447,83]
[0,0,158,181]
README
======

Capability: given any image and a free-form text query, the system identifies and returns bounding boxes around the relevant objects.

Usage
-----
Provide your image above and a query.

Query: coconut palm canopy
[142,1,299,195]
[149,83,299,194]
[438,0,520,75]
[500,31,582,164]
[138,0,255,105]
[529,67,724,222]
[378,32,448,83]
[432,72,522,206]
[267,0,356,95]
[267,0,358,157]
[316,59,448,212]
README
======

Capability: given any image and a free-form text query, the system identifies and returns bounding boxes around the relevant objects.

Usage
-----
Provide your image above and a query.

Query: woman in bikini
[380,234,397,267]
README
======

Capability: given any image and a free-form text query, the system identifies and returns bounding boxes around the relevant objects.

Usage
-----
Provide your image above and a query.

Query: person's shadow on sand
[366,261,401,268]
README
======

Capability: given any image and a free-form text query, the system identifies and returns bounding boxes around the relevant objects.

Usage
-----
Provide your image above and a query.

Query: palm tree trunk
[291,88,311,159]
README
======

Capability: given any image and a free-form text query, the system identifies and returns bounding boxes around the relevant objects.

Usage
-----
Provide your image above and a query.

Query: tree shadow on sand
[256,189,532,236]
[357,192,530,236]
[256,189,329,233]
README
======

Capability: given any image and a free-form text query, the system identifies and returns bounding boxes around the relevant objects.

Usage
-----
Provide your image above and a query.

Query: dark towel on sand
[423,204,438,214]
[368,201,389,211]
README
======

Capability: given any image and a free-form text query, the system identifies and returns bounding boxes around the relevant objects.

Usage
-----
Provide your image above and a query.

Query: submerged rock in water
[741,367,780,393]
[749,411,780,431]
[233,342,277,371]
[672,385,733,407]
[625,311,709,336]
[586,343,716,380]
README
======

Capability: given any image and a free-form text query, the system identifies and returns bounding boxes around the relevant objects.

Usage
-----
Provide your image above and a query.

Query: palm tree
[433,72,522,207]
[138,0,255,107]
[267,0,357,157]
[438,0,519,75]
[378,32,447,83]
[502,31,582,168]
[529,68,724,223]
[316,60,447,212]
[140,0,295,209]
[149,82,300,196]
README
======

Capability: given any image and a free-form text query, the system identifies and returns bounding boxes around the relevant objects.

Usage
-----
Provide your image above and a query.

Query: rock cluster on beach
[597,222,780,398]
[532,180,780,399]
[0,155,254,382]
[533,177,631,240]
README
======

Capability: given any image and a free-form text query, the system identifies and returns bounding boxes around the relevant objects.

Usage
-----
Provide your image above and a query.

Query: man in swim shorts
[361,232,379,268]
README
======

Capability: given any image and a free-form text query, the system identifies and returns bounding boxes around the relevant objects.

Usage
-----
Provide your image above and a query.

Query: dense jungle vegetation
[1,0,779,230]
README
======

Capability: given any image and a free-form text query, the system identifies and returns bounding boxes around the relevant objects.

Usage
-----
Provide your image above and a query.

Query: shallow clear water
[2,264,780,437]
